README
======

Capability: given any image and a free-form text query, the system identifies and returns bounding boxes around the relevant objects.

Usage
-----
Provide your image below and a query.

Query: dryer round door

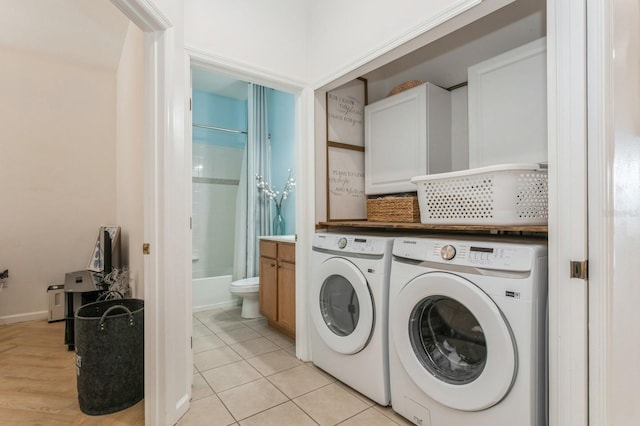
[391,271,516,412]
[311,257,374,355]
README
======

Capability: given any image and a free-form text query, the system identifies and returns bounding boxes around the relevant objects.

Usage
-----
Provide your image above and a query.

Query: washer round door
[310,257,374,355]
[391,271,516,411]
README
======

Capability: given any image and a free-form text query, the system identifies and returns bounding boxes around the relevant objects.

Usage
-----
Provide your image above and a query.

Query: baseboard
[192,299,240,313]
[0,310,48,325]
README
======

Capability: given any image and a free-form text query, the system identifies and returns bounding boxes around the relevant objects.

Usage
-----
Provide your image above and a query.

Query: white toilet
[229,277,260,318]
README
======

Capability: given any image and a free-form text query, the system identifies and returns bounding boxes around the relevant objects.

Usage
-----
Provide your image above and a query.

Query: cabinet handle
[270,263,276,267]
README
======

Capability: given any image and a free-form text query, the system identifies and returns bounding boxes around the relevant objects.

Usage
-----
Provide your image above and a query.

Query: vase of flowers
[256,169,295,235]
[273,205,285,236]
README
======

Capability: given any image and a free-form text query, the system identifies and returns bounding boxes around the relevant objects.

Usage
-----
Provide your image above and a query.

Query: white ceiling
[0,0,130,70]
[191,66,249,100]
[362,0,546,96]
[0,0,245,98]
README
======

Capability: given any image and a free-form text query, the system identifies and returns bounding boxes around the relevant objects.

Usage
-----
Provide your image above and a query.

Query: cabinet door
[277,261,296,336]
[260,240,277,259]
[364,83,451,195]
[468,38,547,167]
[365,85,427,195]
[259,256,278,322]
[278,242,295,263]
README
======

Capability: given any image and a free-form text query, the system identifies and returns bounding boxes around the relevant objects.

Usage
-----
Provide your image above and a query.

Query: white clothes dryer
[389,236,547,426]
[310,233,395,406]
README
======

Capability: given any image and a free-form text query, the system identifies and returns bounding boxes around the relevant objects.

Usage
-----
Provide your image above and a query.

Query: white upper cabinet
[364,83,452,195]
[468,37,547,167]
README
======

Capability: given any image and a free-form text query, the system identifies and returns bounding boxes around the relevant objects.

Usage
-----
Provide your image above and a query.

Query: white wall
[184,0,308,85]
[451,86,469,171]
[308,0,468,84]
[268,89,297,234]
[116,23,145,299]
[0,47,116,323]
[308,0,519,86]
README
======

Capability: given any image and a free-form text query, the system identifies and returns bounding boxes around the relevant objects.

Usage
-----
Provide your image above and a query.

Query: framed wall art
[325,78,368,221]
[327,78,367,147]
[327,146,366,220]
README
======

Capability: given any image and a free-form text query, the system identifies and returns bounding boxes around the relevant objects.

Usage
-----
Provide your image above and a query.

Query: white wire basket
[411,163,548,226]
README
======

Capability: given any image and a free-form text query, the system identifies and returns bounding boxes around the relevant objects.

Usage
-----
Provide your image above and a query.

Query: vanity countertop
[259,235,296,243]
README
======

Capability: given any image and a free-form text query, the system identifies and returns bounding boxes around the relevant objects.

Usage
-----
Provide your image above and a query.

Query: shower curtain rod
[192,123,248,135]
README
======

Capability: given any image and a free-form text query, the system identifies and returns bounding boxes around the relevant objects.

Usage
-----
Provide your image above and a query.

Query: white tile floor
[179,305,413,426]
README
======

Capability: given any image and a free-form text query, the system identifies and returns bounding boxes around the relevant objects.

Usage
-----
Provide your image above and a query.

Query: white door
[310,257,374,354]
[586,1,640,424]
[391,272,516,412]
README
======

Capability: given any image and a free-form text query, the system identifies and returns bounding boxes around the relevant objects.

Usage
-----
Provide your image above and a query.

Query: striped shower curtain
[233,84,271,279]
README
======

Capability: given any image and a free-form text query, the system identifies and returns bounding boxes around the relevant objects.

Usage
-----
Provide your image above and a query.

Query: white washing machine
[310,232,395,406]
[389,236,547,426]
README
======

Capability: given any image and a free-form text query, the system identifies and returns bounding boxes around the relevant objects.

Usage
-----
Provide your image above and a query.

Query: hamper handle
[99,305,134,331]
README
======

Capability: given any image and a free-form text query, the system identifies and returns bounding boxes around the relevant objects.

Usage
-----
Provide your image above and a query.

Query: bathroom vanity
[259,236,296,339]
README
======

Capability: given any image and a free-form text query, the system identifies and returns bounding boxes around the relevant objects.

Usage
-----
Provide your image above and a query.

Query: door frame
[110,1,182,424]
[310,1,592,422]
[547,0,589,424]
[184,46,311,364]
[585,0,621,424]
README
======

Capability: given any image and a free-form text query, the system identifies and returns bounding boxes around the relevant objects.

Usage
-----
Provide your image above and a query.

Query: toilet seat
[230,277,259,294]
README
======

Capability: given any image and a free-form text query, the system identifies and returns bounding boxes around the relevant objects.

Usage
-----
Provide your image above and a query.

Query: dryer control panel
[393,237,540,272]
[313,233,392,256]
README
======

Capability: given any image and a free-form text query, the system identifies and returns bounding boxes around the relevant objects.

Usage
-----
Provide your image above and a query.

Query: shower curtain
[233,84,271,280]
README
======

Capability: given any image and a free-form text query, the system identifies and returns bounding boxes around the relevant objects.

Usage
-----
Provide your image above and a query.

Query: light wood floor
[0,319,144,425]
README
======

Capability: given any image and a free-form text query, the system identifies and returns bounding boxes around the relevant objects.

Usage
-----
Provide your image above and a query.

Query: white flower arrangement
[256,169,296,210]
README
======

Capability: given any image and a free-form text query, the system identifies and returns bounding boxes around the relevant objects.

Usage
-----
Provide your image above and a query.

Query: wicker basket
[386,80,425,97]
[367,196,420,223]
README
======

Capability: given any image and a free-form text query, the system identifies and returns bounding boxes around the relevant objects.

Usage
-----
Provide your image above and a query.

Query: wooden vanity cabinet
[259,239,296,339]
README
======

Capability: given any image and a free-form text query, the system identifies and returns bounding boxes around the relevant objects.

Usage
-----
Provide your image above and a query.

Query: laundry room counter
[317,221,548,234]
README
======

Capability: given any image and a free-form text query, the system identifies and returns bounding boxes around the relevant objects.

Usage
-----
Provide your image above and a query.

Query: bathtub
[192,275,240,312]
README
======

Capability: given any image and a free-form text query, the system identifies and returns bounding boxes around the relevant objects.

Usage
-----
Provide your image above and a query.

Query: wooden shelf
[317,221,548,234]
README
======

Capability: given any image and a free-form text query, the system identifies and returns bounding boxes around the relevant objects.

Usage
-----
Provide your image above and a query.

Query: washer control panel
[313,233,391,256]
[393,237,537,272]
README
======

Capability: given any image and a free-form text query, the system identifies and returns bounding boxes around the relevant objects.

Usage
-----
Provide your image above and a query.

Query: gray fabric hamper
[75,299,144,415]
